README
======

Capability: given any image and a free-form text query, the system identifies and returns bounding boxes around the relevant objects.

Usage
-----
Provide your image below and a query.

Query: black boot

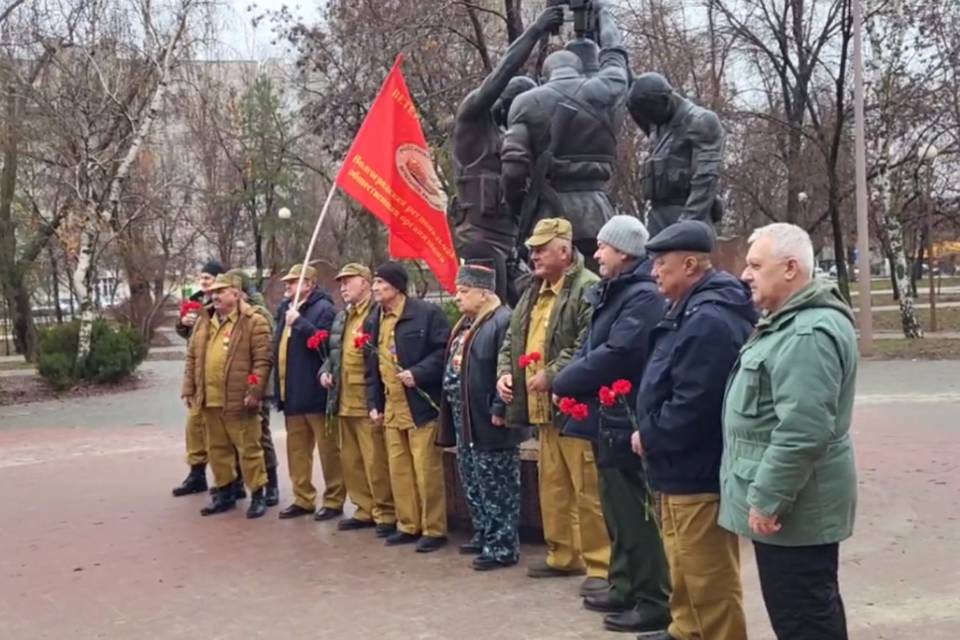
[232,477,246,500]
[265,467,279,507]
[200,487,236,516]
[246,487,267,519]
[172,464,207,497]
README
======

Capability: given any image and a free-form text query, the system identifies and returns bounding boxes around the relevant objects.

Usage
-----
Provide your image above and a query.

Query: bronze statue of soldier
[627,72,726,238]
[449,6,564,305]
[501,0,629,273]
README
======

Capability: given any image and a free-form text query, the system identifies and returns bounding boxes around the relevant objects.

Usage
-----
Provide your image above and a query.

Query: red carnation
[307,330,330,351]
[599,386,617,408]
[570,403,589,421]
[179,300,203,317]
[519,351,542,369]
[612,379,632,396]
[354,332,372,350]
[247,373,260,386]
[557,397,578,414]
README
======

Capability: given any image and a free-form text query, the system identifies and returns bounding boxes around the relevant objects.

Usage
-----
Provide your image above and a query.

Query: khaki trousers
[661,493,747,640]
[339,415,395,524]
[285,414,346,510]
[385,422,446,537]
[203,408,266,491]
[184,407,206,466]
[538,424,610,578]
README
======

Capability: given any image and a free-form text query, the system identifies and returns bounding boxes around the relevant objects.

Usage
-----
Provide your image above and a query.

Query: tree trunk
[883,213,923,338]
[828,201,850,303]
[49,240,64,324]
[73,213,98,364]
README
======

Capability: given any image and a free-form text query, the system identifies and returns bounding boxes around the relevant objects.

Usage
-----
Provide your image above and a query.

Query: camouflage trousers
[455,438,521,563]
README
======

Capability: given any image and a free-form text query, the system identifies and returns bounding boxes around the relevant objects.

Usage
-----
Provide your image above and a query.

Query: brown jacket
[182,300,274,416]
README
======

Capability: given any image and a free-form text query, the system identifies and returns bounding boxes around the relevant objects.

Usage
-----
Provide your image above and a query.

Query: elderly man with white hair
[720,222,858,640]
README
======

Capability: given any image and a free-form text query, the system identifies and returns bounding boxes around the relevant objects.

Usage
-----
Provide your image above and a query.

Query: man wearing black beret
[630,220,757,640]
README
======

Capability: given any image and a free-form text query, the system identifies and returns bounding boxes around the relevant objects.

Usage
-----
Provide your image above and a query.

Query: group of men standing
[173,212,858,640]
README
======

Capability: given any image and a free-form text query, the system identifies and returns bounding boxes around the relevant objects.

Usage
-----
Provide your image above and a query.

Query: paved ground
[1,360,959,639]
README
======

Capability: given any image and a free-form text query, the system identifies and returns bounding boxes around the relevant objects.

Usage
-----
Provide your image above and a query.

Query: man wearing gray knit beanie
[552,213,673,633]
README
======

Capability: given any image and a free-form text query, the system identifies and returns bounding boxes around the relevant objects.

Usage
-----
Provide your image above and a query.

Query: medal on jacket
[223,329,231,348]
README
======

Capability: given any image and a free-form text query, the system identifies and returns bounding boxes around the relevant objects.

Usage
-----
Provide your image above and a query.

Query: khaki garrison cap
[335,263,373,281]
[281,264,318,282]
[207,273,244,292]
[525,217,574,248]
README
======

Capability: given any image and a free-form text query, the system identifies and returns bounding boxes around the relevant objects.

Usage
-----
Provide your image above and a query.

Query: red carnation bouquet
[518,351,542,369]
[179,300,203,318]
[597,378,659,529]
[354,330,438,412]
[557,396,590,421]
[307,329,330,351]
[247,373,260,386]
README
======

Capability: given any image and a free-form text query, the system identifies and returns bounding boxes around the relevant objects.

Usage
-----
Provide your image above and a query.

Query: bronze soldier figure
[450,6,564,305]
[626,72,726,238]
[501,0,629,273]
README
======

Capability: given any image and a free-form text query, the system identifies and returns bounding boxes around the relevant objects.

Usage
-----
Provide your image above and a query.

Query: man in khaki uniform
[320,264,396,536]
[181,273,273,519]
[496,218,610,597]
[273,264,345,521]
[364,262,451,553]
[172,260,224,497]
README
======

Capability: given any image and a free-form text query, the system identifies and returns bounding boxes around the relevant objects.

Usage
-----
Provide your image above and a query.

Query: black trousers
[754,541,848,640]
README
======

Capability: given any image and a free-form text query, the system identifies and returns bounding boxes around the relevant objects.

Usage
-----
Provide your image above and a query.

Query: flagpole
[293,184,338,308]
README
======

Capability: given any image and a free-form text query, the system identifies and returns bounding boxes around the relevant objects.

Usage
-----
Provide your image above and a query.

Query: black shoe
[415,535,448,553]
[579,577,610,597]
[583,592,634,614]
[231,478,246,501]
[472,555,518,571]
[602,609,671,634]
[246,488,267,519]
[631,633,677,640]
[459,542,484,555]
[375,523,397,538]
[200,489,236,516]
[172,464,207,497]
[385,531,420,546]
[338,517,377,531]
[264,467,279,507]
[313,507,343,521]
[526,559,586,578]
[278,504,313,519]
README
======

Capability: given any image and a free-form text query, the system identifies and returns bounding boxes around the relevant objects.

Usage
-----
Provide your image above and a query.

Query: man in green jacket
[496,218,610,599]
[720,223,857,640]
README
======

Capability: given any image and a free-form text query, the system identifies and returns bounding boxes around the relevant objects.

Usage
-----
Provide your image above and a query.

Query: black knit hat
[375,261,409,294]
[201,260,226,277]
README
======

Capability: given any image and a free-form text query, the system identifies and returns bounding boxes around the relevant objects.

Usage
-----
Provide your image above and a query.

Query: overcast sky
[215,0,321,60]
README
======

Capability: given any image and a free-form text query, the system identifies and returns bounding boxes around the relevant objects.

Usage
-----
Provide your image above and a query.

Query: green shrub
[36,320,147,390]
[440,299,461,327]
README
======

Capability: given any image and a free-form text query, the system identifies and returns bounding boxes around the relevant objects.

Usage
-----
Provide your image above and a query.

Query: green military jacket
[496,252,598,429]
[719,279,858,546]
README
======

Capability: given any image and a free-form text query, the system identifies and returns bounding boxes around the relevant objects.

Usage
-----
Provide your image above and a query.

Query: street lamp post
[852,0,873,355]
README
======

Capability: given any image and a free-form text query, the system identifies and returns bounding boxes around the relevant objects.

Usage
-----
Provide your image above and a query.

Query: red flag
[335,55,458,293]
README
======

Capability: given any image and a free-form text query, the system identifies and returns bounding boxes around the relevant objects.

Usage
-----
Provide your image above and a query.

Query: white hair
[748,223,815,276]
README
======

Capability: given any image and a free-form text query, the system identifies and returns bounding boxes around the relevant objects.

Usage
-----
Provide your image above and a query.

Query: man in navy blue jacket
[632,221,756,640]
[273,264,343,521]
[553,215,671,635]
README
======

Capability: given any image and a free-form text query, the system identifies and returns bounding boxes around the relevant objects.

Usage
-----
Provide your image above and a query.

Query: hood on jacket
[587,257,656,306]
[674,269,757,326]
[280,287,333,312]
[758,278,856,330]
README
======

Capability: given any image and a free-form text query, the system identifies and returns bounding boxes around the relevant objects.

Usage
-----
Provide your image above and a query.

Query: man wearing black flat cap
[364,261,452,553]
[172,259,225,498]
[631,220,756,640]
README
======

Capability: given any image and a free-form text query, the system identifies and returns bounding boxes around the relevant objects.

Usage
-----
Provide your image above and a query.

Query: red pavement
[1,368,959,639]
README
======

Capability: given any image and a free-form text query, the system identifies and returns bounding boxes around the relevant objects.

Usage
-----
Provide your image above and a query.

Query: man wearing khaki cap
[496,218,610,598]
[320,263,397,536]
[181,272,273,518]
[273,264,345,521]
